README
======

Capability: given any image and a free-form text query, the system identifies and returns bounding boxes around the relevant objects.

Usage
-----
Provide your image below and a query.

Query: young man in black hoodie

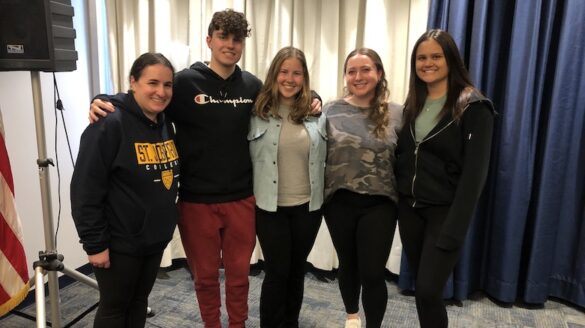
[89,9,321,328]
[170,10,261,328]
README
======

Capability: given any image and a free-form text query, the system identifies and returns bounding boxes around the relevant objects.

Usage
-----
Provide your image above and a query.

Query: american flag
[0,108,29,315]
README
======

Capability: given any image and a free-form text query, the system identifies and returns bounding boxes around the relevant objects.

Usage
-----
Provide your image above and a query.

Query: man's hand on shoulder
[89,98,115,123]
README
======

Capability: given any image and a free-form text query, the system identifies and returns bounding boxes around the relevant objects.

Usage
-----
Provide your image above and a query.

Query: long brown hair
[343,48,390,138]
[254,47,312,123]
[404,29,478,125]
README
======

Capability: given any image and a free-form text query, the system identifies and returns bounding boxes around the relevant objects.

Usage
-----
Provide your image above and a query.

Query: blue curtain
[398,0,585,307]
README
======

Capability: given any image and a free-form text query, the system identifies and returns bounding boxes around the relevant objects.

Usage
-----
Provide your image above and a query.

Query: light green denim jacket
[248,113,327,212]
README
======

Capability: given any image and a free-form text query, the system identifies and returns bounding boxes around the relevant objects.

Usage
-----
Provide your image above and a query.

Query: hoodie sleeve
[70,115,121,255]
[436,102,495,250]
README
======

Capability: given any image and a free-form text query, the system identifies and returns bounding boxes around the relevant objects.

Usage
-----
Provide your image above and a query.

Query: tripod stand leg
[34,266,46,328]
[31,71,62,328]
[62,266,98,289]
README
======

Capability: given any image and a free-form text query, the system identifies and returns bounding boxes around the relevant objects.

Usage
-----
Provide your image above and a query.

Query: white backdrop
[102,0,429,103]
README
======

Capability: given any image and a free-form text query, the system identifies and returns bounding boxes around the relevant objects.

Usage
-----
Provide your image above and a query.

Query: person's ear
[129,76,137,91]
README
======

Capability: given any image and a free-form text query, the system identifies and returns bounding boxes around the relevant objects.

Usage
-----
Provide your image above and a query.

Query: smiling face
[415,39,449,90]
[207,30,244,70]
[130,64,173,122]
[276,58,304,105]
[344,54,382,104]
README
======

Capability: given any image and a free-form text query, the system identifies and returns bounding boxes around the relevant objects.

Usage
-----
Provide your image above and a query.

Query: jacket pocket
[248,120,270,163]
[444,161,461,187]
[248,117,269,141]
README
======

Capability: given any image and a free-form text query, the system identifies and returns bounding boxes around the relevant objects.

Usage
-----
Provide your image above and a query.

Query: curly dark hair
[208,9,251,40]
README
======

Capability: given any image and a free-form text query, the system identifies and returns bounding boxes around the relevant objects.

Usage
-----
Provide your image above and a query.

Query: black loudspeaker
[0,0,78,72]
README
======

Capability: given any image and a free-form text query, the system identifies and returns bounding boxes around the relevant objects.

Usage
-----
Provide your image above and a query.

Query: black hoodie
[166,62,262,203]
[71,93,180,256]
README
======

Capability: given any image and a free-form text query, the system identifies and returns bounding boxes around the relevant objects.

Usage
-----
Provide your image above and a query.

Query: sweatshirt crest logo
[194,93,254,108]
[134,141,179,188]
[161,170,173,190]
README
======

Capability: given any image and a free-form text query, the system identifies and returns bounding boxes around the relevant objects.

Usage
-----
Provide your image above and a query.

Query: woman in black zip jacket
[71,53,179,327]
[395,30,495,328]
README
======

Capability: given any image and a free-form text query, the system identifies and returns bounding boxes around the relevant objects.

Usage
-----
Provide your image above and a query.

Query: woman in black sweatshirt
[71,53,179,327]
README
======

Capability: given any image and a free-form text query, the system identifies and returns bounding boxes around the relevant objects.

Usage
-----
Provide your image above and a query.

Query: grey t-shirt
[324,99,403,203]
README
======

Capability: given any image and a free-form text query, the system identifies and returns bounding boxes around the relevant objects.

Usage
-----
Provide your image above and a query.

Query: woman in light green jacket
[248,46,326,328]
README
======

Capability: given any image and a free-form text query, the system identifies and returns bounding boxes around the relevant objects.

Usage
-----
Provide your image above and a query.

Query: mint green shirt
[415,95,446,143]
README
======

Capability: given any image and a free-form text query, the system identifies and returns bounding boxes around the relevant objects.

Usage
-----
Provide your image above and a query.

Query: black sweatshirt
[71,93,180,256]
[166,62,262,203]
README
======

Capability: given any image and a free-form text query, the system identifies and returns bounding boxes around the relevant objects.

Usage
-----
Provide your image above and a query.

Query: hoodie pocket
[140,205,179,247]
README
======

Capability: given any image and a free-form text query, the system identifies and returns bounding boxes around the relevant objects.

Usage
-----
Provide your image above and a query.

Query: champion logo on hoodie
[194,93,254,108]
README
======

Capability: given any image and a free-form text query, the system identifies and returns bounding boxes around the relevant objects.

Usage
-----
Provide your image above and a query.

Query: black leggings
[93,250,163,328]
[256,203,322,328]
[398,199,462,328]
[324,189,397,328]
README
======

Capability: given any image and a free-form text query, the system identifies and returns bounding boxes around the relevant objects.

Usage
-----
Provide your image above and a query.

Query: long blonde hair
[254,47,312,123]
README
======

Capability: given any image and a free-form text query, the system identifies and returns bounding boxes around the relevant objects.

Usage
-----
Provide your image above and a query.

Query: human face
[130,64,173,122]
[206,30,244,69]
[344,54,382,103]
[277,58,304,105]
[415,39,449,89]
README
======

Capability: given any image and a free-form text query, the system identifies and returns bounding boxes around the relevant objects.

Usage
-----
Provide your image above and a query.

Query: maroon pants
[178,197,256,328]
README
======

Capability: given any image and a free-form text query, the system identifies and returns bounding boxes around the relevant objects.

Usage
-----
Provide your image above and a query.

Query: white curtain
[101,0,429,273]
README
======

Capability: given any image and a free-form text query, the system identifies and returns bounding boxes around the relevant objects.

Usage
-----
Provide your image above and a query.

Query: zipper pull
[414,143,419,156]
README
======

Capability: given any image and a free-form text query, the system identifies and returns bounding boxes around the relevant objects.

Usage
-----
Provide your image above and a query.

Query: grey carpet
[1,266,584,327]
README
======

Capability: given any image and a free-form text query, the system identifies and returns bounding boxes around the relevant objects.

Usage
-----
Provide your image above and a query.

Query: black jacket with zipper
[395,90,495,250]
